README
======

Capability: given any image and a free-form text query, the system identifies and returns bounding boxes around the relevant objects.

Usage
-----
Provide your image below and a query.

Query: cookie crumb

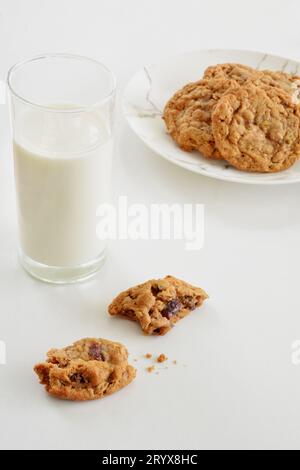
[147,366,155,373]
[145,353,152,359]
[173,360,177,365]
[157,353,168,363]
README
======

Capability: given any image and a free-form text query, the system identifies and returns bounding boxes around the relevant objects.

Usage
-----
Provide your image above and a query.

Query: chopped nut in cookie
[108,275,208,335]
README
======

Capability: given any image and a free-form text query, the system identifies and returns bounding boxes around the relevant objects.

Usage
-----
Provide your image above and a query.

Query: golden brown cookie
[204,63,300,102]
[109,275,208,335]
[34,338,136,401]
[204,63,258,82]
[163,78,240,159]
[257,70,300,103]
[212,83,300,173]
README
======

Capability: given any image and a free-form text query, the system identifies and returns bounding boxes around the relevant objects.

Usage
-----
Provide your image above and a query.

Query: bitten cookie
[109,275,208,335]
[163,78,240,159]
[212,83,300,173]
[34,338,136,401]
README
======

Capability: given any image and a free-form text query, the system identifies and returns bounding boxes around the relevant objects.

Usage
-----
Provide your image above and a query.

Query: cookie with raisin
[109,276,208,335]
[34,338,136,401]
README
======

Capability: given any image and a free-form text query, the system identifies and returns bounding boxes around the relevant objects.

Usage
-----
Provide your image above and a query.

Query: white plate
[123,49,300,185]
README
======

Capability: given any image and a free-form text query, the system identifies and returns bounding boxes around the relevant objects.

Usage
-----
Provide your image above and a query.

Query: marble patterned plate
[123,49,300,185]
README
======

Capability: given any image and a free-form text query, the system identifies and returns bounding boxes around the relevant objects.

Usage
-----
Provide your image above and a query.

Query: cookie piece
[163,78,240,159]
[204,63,300,102]
[34,338,136,401]
[157,354,168,363]
[212,83,300,172]
[109,275,208,335]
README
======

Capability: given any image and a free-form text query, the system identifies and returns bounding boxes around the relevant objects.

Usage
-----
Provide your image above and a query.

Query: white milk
[13,108,113,267]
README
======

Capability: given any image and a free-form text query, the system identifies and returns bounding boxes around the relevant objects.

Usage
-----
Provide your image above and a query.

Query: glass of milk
[7,54,116,283]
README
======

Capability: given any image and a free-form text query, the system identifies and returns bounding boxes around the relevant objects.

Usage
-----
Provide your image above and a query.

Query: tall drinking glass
[7,54,116,283]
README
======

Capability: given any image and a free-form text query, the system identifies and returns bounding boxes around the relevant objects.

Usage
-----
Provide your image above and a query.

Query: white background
[0,0,300,450]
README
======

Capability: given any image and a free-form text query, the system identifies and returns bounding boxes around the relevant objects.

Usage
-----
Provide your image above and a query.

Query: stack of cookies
[163,63,300,173]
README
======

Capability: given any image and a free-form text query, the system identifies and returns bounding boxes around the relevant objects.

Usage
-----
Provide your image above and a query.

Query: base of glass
[19,250,107,284]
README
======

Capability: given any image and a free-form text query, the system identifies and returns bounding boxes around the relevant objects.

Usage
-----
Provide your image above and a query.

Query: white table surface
[1,0,300,451]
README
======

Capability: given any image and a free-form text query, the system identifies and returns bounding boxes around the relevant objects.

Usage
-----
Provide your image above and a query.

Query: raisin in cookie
[34,338,136,401]
[109,276,208,335]
[212,83,300,172]
[163,78,240,159]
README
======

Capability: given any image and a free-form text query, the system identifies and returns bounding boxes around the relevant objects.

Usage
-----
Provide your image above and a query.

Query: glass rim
[7,53,117,113]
